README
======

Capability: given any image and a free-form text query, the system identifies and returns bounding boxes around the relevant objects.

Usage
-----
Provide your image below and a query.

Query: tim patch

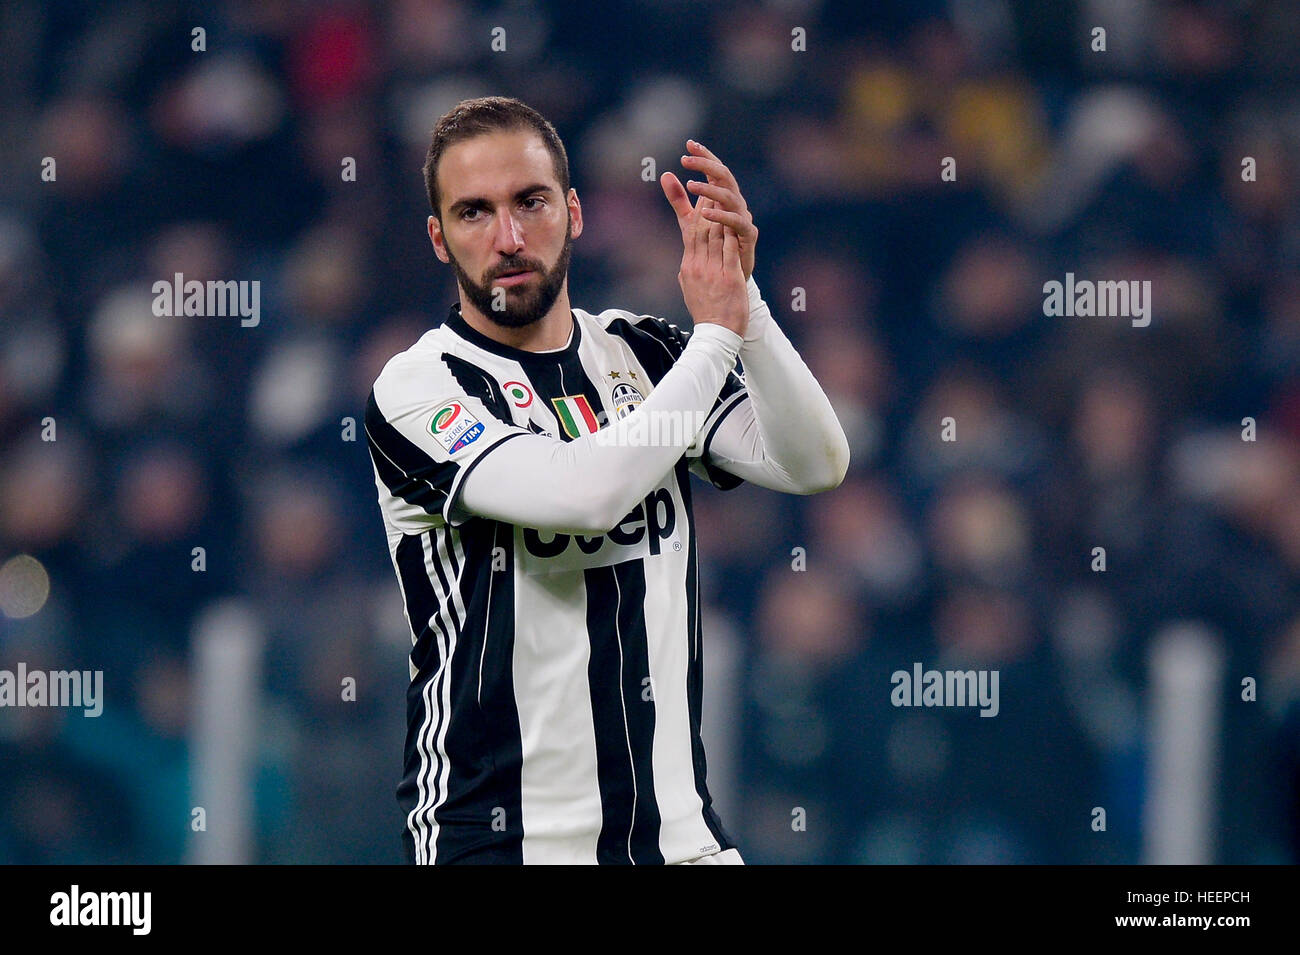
[428,400,485,454]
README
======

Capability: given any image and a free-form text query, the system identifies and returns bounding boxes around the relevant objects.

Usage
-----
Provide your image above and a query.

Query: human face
[429,129,581,329]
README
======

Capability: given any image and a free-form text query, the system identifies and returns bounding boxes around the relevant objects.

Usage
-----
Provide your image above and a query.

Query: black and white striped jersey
[365,300,747,864]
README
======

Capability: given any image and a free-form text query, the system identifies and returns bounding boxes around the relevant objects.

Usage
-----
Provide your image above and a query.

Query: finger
[722,224,740,269]
[684,209,696,265]
[707,202,724,264]
[696,191,728,242]
[687,139,722,163]
[660,172,695,232]
[686,179,746,213]
[690,183,717,245]
[688,189,704,263]
[686,149,738,192]
[683,142,741,215]
[683,147,746,255]
[695,192,724,251]
[699,206,753,234]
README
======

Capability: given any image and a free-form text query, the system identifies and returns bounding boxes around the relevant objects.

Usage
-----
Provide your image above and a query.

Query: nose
[492,208,524,256]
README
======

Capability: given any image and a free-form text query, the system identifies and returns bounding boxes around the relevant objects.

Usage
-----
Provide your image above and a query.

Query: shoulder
[579,305,691,357]
[371,325,465,390]
[369,327,465,411]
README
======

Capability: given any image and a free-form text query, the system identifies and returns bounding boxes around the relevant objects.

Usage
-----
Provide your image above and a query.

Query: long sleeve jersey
[365,274,849,864]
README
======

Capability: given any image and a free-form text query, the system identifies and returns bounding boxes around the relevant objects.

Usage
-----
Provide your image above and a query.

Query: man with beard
[365,96,848,864]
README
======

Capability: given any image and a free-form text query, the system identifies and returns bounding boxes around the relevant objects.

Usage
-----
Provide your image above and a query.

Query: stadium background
[0,0,1297,864]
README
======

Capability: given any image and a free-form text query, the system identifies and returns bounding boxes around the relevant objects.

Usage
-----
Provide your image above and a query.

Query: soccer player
[365,96,849,864]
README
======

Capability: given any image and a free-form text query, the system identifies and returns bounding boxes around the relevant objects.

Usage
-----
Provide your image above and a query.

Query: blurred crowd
[0,0,1297,863]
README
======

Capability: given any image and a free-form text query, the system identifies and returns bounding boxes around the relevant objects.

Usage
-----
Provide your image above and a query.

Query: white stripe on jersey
[407,533,443,864]
[643,517,718,862]
[427,530,462,864]
[514,568,602,864]
[477,523,500,707]
[386,523,438,864]
[410,645,440,864]
[610,570,638,863]
[407,530,462,864]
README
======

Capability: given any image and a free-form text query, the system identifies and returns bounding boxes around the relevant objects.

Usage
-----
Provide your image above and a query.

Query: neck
[458,285,573,352]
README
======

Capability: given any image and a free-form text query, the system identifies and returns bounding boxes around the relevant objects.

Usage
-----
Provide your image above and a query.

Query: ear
[428,215,449,264]
[567,188,583,240]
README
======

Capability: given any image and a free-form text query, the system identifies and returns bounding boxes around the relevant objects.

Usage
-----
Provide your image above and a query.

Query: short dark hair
[422,96,570,221]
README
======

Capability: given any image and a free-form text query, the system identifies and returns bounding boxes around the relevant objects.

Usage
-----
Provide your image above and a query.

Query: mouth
[493,269,535,287]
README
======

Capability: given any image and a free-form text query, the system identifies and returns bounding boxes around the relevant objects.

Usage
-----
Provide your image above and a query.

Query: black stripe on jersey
[395,532,449,865]
[441,353,514,425]
[585,560,664,865]
[605,315,747,393]
[693,392,748,491]
[603,316,683,385]
[397,521,524,865]
[701,391,747,452]
[445,519,525,863]
[677,460,737,852]
[600,315,681,387]
[365,390,458,515]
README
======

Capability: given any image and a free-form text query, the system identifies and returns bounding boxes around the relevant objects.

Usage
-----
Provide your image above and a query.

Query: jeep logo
[523,488,676,559]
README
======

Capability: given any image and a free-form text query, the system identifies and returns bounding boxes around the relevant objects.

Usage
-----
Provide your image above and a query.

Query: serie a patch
[428,400,485,454]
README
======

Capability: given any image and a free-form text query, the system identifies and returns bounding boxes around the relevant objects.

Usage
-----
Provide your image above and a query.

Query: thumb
[660,172,694,229]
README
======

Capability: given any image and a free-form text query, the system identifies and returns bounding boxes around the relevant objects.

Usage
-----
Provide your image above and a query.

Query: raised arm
[700,274,850,494]
[666,140,849,494]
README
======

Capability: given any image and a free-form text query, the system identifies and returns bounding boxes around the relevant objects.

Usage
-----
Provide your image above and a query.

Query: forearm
[456,323,742,533]
[708,276,850,492]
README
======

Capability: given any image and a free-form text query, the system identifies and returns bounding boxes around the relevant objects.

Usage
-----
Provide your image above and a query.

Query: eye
[460,207,482,221]
[522,197,544,210]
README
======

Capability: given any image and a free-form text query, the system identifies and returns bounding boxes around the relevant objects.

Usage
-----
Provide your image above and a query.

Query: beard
[445,216,573,329]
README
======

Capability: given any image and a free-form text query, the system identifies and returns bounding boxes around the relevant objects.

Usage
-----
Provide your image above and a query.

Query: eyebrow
[447,183,557,218]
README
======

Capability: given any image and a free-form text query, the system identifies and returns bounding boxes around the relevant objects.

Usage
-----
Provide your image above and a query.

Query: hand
[664,140,757,281]
[661,159,748,338]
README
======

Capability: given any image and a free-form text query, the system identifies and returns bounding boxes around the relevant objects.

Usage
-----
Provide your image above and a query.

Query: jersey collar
[444,302,581,363]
